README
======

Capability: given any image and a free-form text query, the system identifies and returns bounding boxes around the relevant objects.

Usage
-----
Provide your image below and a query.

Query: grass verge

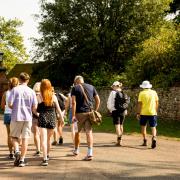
[94,115,180,139]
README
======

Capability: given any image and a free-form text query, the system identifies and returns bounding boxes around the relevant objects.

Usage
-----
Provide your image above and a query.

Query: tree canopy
[33,0,179,88]
[0,17,28,72]
[125,22,180,87]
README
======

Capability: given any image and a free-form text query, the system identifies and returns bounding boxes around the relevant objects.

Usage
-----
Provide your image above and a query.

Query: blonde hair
[9,77,19,90]
[40,79,53,106]
[33,82,41,93]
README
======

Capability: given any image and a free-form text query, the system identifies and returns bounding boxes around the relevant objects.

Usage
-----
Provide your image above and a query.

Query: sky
[0,0,41,54]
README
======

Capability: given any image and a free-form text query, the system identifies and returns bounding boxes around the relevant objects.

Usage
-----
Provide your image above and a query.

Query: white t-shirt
[4,90,12,114]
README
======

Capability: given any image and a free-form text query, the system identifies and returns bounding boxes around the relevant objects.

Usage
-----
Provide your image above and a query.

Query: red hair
[40,79,53,106]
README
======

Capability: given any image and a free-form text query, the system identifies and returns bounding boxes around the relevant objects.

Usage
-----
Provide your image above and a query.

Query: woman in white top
[107,81,128,146]
[1,77,19,159]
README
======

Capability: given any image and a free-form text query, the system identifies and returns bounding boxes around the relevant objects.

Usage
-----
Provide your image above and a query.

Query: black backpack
[114,91,130,113]
[56,93,65,111]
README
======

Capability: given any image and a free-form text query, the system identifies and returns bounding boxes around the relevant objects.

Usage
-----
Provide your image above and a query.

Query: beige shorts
[10,121,32,139]
[76,112,92,133]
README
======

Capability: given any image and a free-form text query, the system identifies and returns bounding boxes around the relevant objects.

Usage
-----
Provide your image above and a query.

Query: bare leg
[115,124,121,137]
[57,121,64,144]
[53,128,58,142]
[12,137,20,153]
[20,138,29,160]
[86,130,93,148]
[141,125,147,140]
[33,124,41,152]
[120,125,123,135]
[40,128,47,160]
[151,127,157,137]
[47,129,54,156]
[115,124,122,146]
[70,123,75,145]
[6,125,13,153]
[74,132,80,149]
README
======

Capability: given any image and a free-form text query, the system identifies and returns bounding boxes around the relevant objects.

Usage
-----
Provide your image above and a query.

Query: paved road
[0,115,180,180]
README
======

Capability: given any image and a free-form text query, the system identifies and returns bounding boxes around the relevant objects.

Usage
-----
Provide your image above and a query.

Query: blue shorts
[4,114,11,125]
[140,115,157,127]
[69,108,72,124]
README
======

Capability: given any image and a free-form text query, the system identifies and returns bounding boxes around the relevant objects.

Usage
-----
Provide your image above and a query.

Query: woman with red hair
[37,79,64,166]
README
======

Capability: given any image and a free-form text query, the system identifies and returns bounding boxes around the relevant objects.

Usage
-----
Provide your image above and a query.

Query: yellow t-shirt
[138,89,159,115]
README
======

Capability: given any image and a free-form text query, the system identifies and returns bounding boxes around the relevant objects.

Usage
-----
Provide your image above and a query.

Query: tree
[0,17,28,72]
[33,0,172,87]
[125,23,180,87]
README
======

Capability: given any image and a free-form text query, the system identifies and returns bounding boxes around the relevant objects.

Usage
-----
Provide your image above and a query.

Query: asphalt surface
[0,115,180,180]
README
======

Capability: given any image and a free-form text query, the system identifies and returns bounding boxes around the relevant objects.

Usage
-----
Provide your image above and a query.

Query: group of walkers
[1,72,159,167]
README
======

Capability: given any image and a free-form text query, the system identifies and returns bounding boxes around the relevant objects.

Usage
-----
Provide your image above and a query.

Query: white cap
[140,80,152,89]
[111,81,122,88]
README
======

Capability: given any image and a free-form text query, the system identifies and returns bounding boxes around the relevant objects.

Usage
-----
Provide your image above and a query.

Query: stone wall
[97,87,180,121]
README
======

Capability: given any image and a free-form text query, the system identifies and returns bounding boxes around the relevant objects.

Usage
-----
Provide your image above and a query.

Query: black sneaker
[19,161,26,167]
[59,137,63,145]
[8,153,14,159]
[151,139,156,149]
[34,151,41,156]
[142,139,147,146]
[41,160,48,166]
[14,152,20,166]
[47,155,50,161]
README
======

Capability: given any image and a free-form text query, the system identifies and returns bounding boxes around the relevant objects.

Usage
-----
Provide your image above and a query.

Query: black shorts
[112,110,125,125]
[38,111,56,129]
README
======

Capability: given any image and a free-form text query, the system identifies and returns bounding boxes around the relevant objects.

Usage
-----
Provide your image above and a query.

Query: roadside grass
[94,115,180,139]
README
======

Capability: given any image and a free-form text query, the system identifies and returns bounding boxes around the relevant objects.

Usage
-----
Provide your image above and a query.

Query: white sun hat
[140,80,152,89]
[111,81,122,88]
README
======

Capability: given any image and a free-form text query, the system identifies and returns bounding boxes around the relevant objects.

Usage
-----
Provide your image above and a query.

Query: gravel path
[0,115,180,180]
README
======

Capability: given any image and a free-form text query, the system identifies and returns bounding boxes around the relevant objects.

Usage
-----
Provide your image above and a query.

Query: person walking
[1,77,19,159]
[32,82,41,156]
[137,80,159,149]
[37,79,64,166]
[71,75,100,161]
[52,89,67,145]
[107,81,130,146]
[8,72,38,167]
[65,86,75,145]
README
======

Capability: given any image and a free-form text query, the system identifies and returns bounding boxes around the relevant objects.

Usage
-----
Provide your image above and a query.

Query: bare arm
[94,95,100,111]
[156,100,159,113]
[59,93,68,101]
[32,104,38,116]
[54,95,64,122]
[137,101,142,119]
[71,95,76,122]
[1,92,6,110]
[64,96,70,115]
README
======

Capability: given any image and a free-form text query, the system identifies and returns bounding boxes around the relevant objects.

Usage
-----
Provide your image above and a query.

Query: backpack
[114,91,130,113]
[56,93,65,111]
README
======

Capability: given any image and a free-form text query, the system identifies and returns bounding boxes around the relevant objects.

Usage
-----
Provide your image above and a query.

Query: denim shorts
[4,114,11,125]
[140,115,157,127]
[69,108,72,124]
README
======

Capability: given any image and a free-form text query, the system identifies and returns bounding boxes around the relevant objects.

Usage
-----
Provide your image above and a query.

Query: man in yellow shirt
[137,81,159,149]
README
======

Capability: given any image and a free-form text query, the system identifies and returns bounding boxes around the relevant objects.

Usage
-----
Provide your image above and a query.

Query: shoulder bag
[79,84,102,125]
